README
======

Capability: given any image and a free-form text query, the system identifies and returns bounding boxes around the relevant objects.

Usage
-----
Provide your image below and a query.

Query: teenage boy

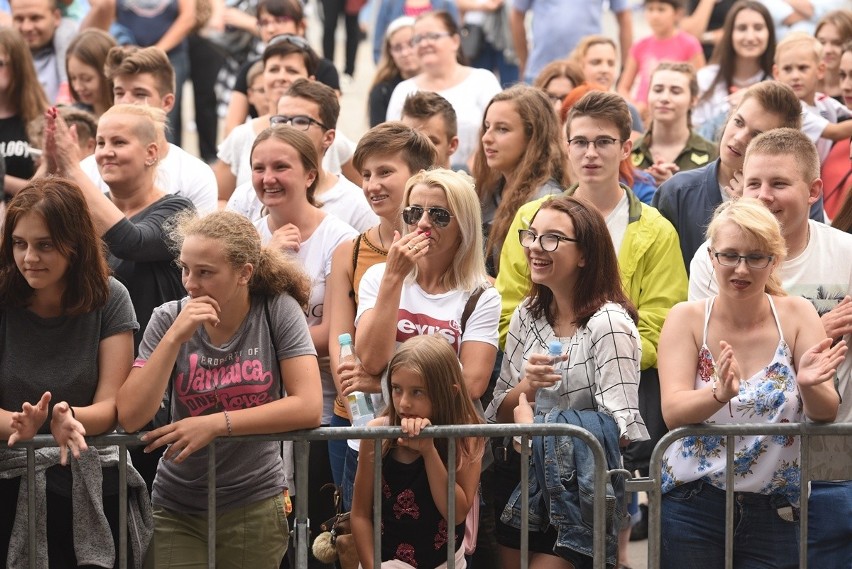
[688,128,852,566]
[495,95,686,565]
[223,0,340,137]
[400,91,459,169]
[653,81,821,270]
[227,79,377,231]
[774,31,852,163]
[217,37,359,203]
[76,46,216,214]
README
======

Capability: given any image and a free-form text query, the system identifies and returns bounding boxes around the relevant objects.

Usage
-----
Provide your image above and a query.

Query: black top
[0,115,36,184]
[688,0,738,61]
[381,454,465,567]
[368,75,402,127]
[103,193,195,351]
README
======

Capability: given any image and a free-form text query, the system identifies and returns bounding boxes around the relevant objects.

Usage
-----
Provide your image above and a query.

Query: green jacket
[494,185,687,370]
[630,129,718,173]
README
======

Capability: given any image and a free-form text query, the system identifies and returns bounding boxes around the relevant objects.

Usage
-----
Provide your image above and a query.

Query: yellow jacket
[494,185,687,370]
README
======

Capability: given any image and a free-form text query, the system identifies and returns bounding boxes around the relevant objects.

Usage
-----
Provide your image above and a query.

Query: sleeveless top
[333,230,387,420]
[661,295,804,506]
[381,454,465,568]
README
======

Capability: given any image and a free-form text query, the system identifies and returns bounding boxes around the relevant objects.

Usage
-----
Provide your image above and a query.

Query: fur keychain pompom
[312,530,339,563]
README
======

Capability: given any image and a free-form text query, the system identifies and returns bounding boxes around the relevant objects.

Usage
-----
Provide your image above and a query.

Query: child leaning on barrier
[116,211,323,568]
[351,335,484,569]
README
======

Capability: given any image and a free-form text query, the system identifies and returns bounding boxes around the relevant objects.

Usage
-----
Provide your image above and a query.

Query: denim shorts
[661,479,799,569]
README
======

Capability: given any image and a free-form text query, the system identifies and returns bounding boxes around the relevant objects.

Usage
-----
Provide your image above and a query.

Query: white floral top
[661,295,804,505]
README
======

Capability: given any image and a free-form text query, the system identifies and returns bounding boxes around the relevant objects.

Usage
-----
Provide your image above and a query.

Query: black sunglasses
[402,206,453,228]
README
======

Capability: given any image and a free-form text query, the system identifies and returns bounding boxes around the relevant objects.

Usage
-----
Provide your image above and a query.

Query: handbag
[460,23,485,62]
[313,485,360,569]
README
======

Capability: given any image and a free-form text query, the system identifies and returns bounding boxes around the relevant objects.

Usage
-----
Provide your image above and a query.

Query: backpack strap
[460,283,492,334]
[263,297,284,399]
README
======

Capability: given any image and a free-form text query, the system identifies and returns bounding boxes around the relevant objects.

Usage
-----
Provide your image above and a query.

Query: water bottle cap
[338,333,352,345]
[547,341,562,355]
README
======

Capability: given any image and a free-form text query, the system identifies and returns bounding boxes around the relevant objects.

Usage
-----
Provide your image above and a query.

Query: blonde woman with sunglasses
[355,168,500,415]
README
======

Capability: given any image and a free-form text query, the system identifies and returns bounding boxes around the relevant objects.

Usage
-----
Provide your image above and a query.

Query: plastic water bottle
[547,340,564,390]
[339,333,375,427]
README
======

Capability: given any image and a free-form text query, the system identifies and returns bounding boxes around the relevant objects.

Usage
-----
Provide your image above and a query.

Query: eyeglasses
[567,136,622,151]
[711,250,774,269]
[410,32,452,46]
[270,114,330,131]
[518,229,578,252]
[402,205,454,227]
[266,34,311,51]
[257,15,295,28]
[390,41,414,54]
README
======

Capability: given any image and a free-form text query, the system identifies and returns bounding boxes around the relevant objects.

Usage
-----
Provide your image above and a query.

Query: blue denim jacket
[500,409,627,565]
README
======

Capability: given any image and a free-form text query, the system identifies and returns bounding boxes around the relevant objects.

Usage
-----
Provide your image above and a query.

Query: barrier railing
[4,422,850,569]
[625,421,852,569]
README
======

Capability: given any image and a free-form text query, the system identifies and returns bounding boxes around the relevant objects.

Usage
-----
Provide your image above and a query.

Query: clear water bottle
[339,333,375,427]
[547,340,565,390]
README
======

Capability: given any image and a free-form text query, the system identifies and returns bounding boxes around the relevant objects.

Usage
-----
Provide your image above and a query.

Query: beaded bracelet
[223,409,233,437]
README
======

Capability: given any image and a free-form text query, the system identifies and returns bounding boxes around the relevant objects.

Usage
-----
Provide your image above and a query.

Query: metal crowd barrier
[624,421,852,569]
[5,422,851,569]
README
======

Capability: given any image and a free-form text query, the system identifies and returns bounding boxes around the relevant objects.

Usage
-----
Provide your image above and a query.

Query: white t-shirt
[801,95,852,164]
[605,191,630,253]
[227,175,378,231]
[688,219,852,479]
[255,213,359,423]
[693,65,766,132]
[385,67,502,168]
[354,262,501,447]
[218,123,356,188]
[80,143,217,214]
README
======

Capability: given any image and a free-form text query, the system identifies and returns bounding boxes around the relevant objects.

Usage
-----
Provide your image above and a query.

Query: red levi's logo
[396,309,461,353]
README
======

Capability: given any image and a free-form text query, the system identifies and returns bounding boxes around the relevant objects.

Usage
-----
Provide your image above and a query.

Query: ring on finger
[408,244,415,251]
[412,245,420,252]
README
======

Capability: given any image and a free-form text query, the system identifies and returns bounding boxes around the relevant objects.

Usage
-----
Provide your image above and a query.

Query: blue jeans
[807,480,852,567]
[328,413,350,487]
[341,444,359,512]
[661,480,799,569]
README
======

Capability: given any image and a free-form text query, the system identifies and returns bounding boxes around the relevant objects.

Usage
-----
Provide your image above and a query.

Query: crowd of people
[1,0,851,567]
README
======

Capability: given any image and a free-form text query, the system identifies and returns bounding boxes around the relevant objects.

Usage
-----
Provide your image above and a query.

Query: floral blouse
[661,296,804,505]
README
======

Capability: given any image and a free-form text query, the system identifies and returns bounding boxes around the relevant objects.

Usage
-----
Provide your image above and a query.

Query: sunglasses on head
[402,206,453,228]
[266,34,311,51]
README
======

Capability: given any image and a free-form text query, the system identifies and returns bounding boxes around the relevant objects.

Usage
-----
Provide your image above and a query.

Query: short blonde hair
[706,198,787,296]
[402,168,488,291]
[100,103,166,147]
[744,127,820,184]
[775,31,823,64]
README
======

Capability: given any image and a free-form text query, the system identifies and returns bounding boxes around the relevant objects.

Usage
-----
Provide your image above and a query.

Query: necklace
[377,226,386,249]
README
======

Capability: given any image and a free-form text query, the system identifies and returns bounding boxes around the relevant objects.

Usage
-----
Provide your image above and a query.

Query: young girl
[617,0,705,118]
[816,11,852,102]
[692,0,775,140]
[486,195,648,569]
[472,84,569,274]
[0,28,49,198]
[630,62,717,186]
[66,29,117,118]
[1,177,149,568]
[351,334,484,569]
[116,210,323,567]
